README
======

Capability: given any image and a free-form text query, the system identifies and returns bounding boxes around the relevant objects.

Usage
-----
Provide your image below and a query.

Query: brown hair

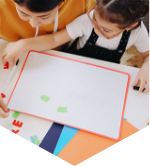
[96,0,149,29]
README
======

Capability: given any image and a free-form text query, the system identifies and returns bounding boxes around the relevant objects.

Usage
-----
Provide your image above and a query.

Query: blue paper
[123,117,127,121]
[53,126,79,156]
[39,123,64,154]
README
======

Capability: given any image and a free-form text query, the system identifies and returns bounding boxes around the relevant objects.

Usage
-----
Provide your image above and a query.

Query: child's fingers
[3,53,13,65]
[3,54,10,63]
[0,108,10,118]
[139,81,145,92]
[2,48,6,55]
[2,54,7,65]
[0,97,8,112]
[3,58,8,66]
[2,48,6,53]
[2,51,6,60]
[144,81,149,92]
[12,57,17,65]
[131,77,139,87]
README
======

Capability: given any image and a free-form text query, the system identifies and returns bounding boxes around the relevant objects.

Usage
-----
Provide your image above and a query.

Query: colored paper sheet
[53,126,79,156]
[39,123,64,154]
[58,120,139,165]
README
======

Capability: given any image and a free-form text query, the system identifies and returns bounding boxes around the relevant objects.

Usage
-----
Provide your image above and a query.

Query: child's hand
[0,95,10,118]
[132,62,149,92]
[2,40,25,65]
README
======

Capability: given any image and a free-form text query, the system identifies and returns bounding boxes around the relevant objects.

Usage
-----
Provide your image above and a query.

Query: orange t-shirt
[0,0,96,42]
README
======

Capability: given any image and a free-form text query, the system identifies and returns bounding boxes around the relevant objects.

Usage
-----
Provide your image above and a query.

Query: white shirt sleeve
[133,22,149,53]
[66,14,89,40]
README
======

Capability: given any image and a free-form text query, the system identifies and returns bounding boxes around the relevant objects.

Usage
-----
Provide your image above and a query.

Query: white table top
[0,39,149,142]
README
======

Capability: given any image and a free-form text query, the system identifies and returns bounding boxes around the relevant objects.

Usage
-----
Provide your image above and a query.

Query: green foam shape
[12,112,20,119]
[57,106,67,112]
[33,136,41,145]
[40,95,50,102]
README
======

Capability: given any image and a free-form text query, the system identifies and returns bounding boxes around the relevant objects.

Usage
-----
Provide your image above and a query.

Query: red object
[4,62,9,69]
[12,120,23,128]
[12,129,19,134]
[1,93,6,98]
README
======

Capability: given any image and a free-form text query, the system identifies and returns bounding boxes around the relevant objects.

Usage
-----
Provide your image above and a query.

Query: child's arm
[132,51,149,92]
[24,28,72,51]
[2,28,72,65]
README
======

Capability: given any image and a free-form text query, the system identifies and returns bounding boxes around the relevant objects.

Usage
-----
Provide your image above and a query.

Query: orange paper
[58,120,138,165]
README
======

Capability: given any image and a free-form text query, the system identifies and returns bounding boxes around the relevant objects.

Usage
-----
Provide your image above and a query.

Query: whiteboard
[8,51,130,140]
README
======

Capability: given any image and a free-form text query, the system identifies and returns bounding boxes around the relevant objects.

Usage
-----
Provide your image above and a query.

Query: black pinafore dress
[67,29,131,63]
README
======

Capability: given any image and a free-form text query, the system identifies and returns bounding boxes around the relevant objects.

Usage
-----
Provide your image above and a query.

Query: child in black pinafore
[2,0,149,92]
[65,1,148,65]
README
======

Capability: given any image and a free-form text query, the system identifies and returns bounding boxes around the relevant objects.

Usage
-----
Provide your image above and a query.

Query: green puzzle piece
[40,95,50,102]
[12,112,20,119]
[57,106,67,112]
[33,136,41,145]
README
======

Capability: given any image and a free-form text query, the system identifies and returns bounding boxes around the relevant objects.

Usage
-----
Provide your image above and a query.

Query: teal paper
[30,136,34,144]
[53,126,79,156]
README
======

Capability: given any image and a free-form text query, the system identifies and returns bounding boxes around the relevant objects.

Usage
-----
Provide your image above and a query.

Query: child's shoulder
[131,21,148,37]
[129,21,149,53]
[67,12,92,30]
[73,13,90,24]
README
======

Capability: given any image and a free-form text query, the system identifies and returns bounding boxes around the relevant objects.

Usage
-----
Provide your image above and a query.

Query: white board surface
[8,51,129,140]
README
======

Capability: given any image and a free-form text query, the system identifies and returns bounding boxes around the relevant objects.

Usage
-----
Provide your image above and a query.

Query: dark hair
[96,0,149,29]
[14,0,64,12]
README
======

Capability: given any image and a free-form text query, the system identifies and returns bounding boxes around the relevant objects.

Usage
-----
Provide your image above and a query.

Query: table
[0,39,149,145]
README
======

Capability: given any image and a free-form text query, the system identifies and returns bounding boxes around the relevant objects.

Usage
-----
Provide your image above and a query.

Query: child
[2,0,149,92]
